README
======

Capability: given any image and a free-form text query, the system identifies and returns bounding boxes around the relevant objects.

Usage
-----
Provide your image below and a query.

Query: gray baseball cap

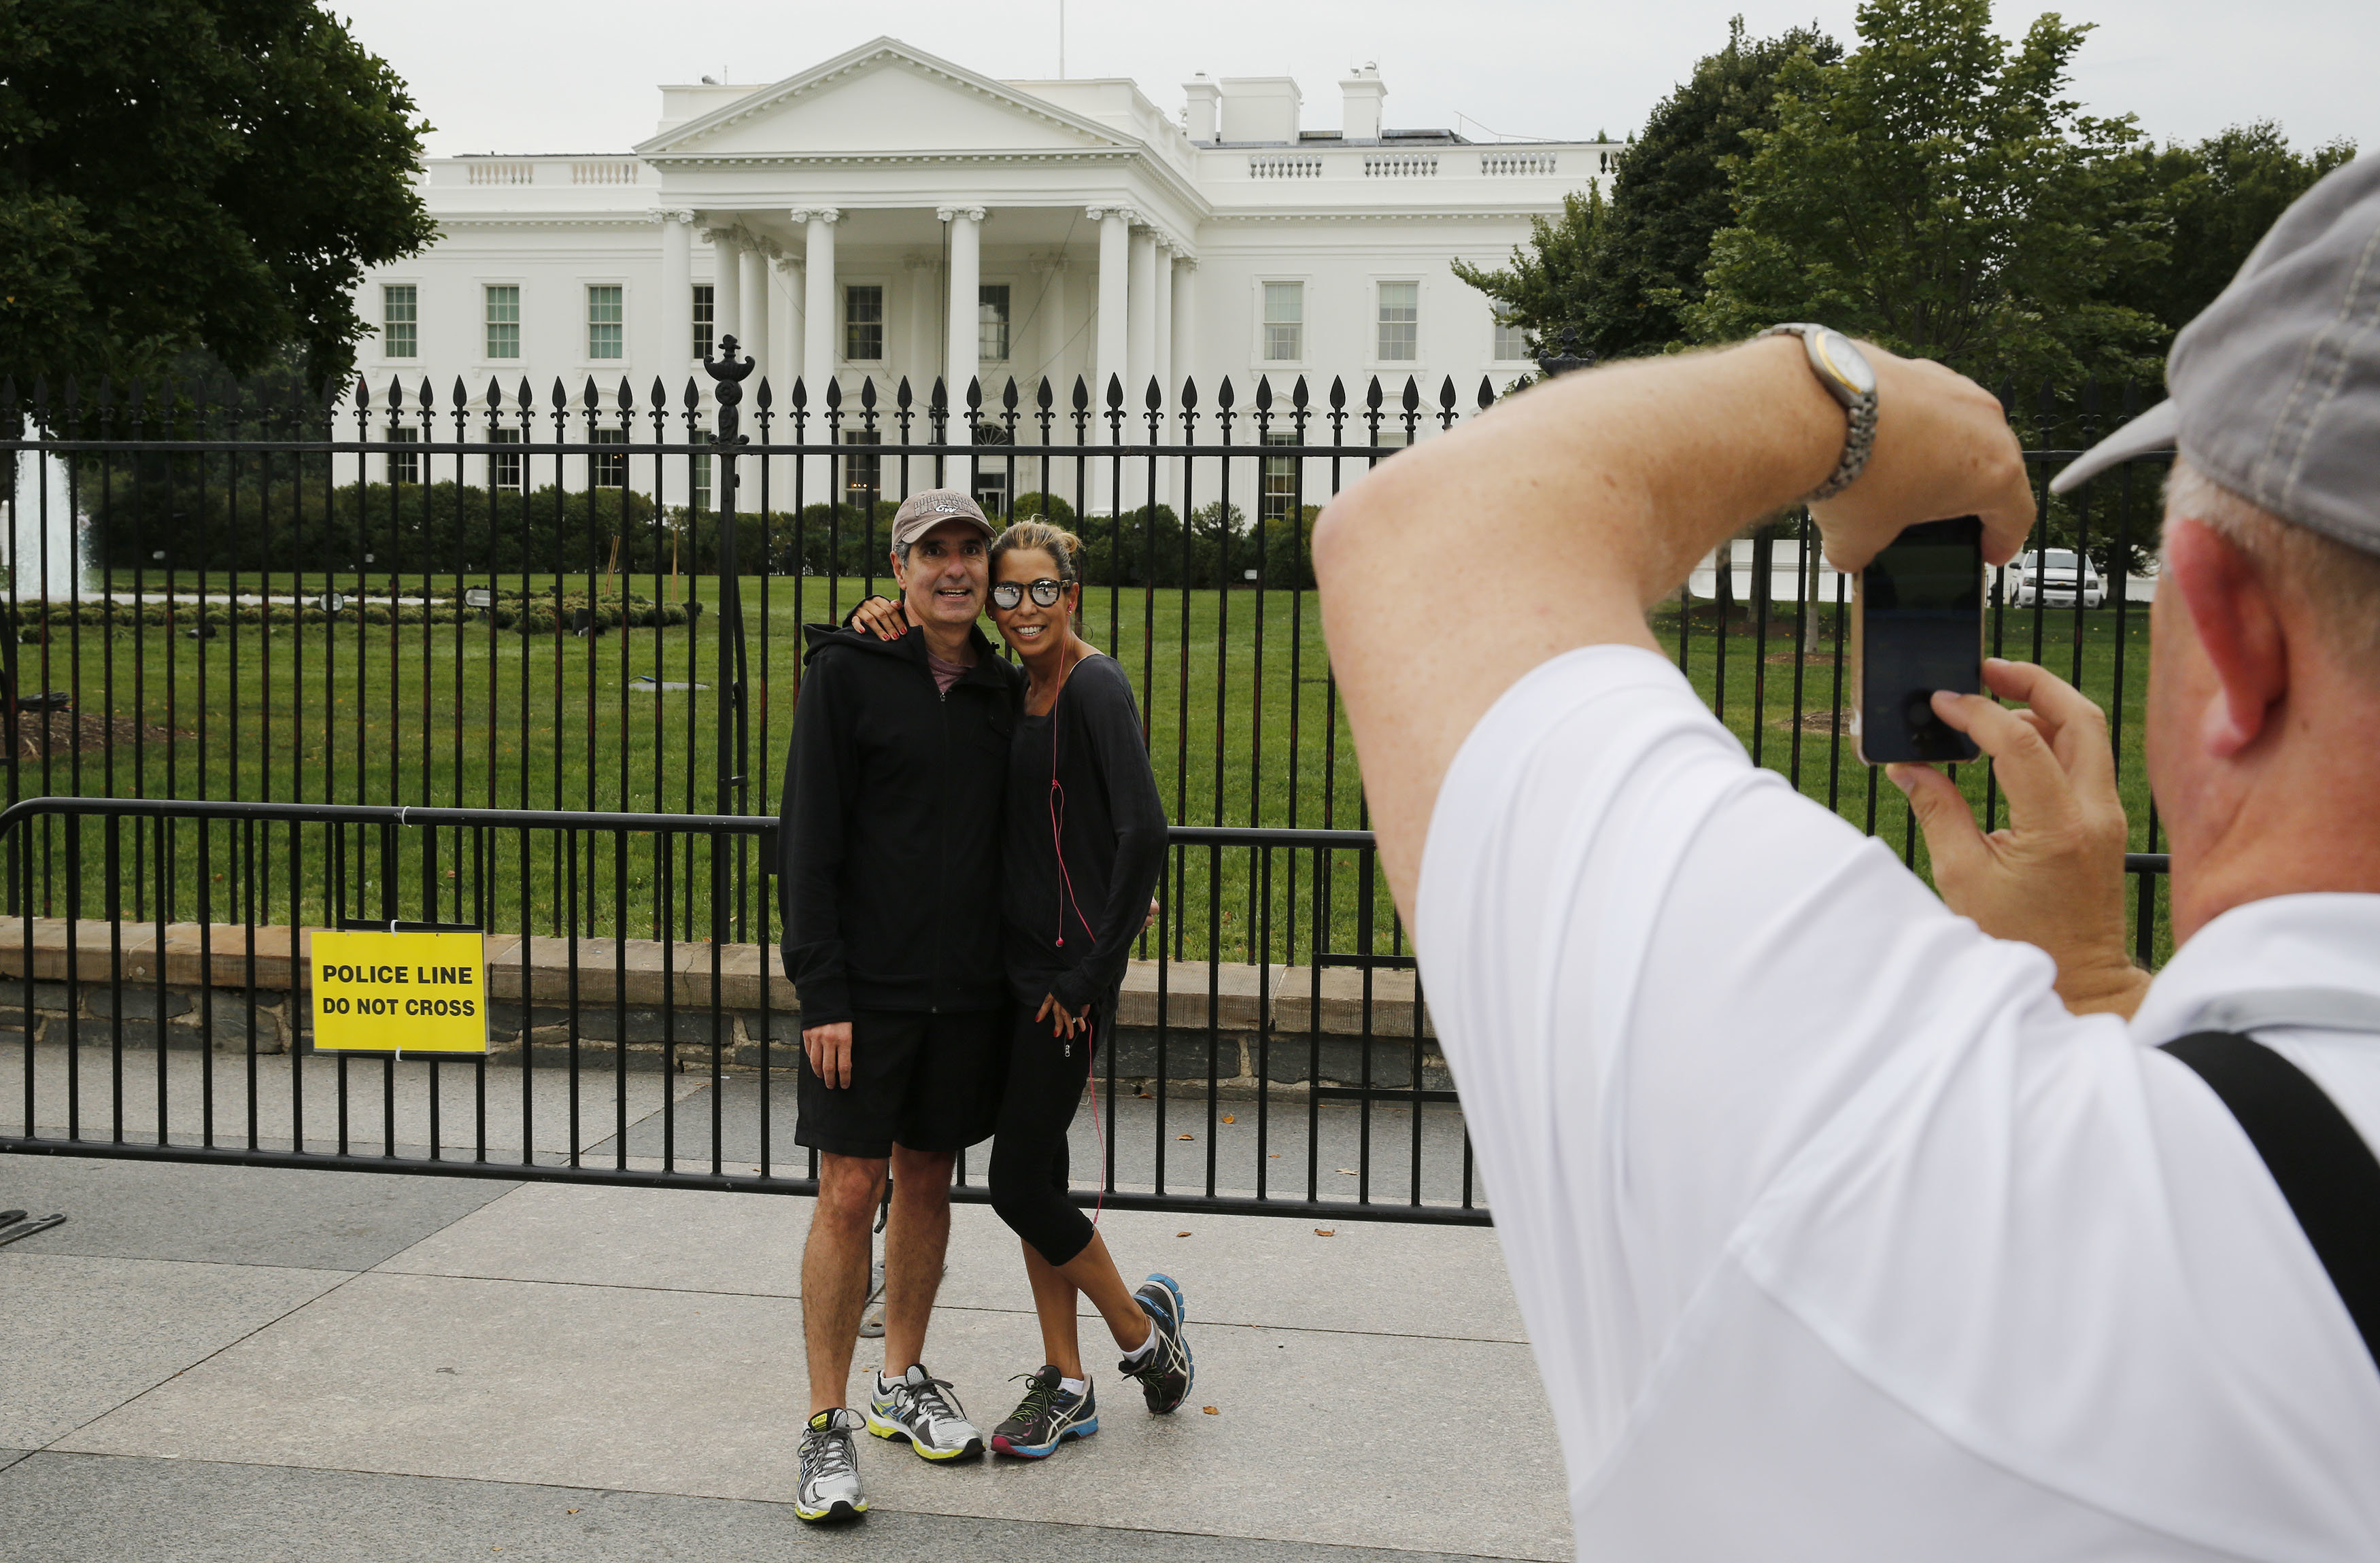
[889,487,991,549]
[2052,155,2380,557]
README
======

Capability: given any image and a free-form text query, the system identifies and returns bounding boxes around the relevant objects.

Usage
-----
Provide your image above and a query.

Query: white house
[356,35,1614,512]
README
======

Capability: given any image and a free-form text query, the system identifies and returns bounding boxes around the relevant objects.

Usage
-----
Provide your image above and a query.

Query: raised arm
[1311,337,2032,922]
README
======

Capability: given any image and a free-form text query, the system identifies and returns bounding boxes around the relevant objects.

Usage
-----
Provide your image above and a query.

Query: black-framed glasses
[989,579,1066,609]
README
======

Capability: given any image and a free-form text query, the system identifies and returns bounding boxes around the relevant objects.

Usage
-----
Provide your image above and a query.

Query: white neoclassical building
[356,36,1613,508]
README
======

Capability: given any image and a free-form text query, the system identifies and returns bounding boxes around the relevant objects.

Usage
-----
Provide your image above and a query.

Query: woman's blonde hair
[990,517,1084,587]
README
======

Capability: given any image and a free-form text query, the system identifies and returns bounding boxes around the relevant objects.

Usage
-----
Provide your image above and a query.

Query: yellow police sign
[311,929,488,1054]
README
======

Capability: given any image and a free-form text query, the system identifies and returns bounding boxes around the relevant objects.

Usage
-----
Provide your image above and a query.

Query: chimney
[1340,63,1384,141]
[1183,75,1220,142]
[1217,77,1300,144]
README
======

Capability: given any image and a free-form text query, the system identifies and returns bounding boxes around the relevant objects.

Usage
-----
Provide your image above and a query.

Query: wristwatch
[1758,324,1877,500]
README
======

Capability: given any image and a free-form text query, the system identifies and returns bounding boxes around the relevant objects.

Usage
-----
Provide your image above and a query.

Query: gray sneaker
[866,1362,985,1461]
[795,1408,867,1523]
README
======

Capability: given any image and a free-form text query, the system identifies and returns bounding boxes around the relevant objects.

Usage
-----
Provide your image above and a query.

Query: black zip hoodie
[779,619,1021,1027]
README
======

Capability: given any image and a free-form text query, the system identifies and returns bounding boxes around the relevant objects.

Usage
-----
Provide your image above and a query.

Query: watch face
[1814,330,1877,396]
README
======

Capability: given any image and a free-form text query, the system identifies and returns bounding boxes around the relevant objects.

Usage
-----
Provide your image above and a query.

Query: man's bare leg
[879,1145,955,1378]
[804,1151,888,1418]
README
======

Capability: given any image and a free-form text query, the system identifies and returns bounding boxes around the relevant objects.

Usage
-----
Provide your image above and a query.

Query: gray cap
[889,487,992,549]
[2052,156,2380,557]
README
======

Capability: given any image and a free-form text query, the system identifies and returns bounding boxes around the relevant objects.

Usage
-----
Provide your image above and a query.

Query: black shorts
[794,1008,1007,1159]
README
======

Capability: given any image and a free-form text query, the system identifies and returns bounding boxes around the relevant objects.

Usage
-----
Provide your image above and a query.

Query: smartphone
[1852,516,1984,765]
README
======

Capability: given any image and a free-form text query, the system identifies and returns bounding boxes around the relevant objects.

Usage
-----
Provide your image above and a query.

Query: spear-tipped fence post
[700,332,756,832]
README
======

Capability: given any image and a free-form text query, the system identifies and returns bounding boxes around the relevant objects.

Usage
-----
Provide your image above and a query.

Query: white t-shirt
[1417,645,2380,1561]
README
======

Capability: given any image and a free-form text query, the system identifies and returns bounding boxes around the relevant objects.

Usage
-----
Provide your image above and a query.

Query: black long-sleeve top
[779,621,1020,1027]
[1000,653,1168,1013]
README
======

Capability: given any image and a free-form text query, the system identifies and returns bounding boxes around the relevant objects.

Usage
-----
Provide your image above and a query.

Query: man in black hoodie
[779,488,1021,1522]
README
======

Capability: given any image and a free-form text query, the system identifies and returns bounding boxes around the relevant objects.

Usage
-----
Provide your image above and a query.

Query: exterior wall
[350,44,1612,456]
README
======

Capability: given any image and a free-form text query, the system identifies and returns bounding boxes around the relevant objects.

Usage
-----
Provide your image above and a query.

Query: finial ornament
[703,333,756,445]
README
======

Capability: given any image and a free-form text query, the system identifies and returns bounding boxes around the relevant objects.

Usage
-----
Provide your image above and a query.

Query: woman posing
[852,518,1192,1458]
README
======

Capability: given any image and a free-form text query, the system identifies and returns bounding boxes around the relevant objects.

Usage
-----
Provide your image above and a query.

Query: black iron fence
[1,363,2173,968]
[0,797,1472,1222]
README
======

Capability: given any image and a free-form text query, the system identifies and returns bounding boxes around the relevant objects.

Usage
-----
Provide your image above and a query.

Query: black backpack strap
[2162,1031,2380,1370]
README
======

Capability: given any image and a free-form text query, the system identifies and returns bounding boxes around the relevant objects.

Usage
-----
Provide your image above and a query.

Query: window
[383,286,418,359]
[843,430,881,510]
[844,284,883,362]
[690,430,712,512]
[588,286,623,360]
[386,426,420,485]
[1493,312,1529,362]
[692,284,714,360]
[979,284,1011,363]
[1263,282,1302,362]
[486,426,524,491]
[485,286,520,360]
[972,470,1008,518]
[1371,429,1411,456]
[1378,281,1418,361]
[590,427,628,489]
[1261,428,1299,524]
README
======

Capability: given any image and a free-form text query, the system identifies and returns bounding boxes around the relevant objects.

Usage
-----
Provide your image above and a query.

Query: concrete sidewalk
[0,1152,1567,1561]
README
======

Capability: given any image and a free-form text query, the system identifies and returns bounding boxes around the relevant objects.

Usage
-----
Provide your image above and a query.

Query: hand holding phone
[1852,517,1984,765]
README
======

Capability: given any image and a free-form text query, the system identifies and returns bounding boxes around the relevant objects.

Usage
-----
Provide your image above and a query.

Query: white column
[707,228,741,351]
[658,209,694,366]
[771,256,801,504]
[737,241,769,378]
[1030,252,1070,500]
[1032,253,1070,398]
[940,205,985,432]
[1127,226,1158,419]
[773,256,802,398]
[1091,207,1132,424]
[903,254,938,407]
[1152,241,1175,416]
[1172,257,1198,404]
[1151,241,1176,507]
[792,209,839,410]
[792,208,839,498]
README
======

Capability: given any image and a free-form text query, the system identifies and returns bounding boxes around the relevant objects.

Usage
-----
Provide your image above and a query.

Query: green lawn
[5,571,2171,966]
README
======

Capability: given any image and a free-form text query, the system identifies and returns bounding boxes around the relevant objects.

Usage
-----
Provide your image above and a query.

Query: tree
[1686,0,2165,396]
[0,0,435,390]
[2109,122,2358,343]
[1450,186,1610,361]
[1455,18,1839,361]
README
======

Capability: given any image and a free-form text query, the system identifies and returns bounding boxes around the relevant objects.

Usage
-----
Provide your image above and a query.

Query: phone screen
[1856,517,1982,764]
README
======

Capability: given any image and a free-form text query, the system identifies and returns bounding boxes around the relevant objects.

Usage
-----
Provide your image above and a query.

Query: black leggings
[987,1002,1099,1267]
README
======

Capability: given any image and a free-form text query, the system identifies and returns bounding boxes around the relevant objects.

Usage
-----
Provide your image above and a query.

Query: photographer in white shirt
[1314,158,2380,1558]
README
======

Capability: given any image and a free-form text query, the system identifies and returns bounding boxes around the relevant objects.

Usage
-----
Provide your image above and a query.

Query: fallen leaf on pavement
[1336,1167,1358,1175]
[1176,1231,1191,1237]
[1314,1229,1336,1237]
[1178,1133,1193,1140]
[1221,1114,1236,1123]
[1203,1406,1219,1415]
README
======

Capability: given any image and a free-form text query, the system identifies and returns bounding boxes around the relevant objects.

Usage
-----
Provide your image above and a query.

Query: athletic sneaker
[1119,1273,1194,1413]
[991,1365,1100,1458]
[866,1362,985,1460]
[795,1408,867,1523]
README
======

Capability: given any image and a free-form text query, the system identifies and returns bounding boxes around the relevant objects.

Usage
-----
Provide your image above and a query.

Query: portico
[358,37,1618,514]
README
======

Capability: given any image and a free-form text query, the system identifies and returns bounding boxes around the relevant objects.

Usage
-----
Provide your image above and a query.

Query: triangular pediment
[637,38,1132,158]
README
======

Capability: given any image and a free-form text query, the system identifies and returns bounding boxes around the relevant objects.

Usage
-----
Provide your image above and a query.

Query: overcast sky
[342,0,2373,160]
